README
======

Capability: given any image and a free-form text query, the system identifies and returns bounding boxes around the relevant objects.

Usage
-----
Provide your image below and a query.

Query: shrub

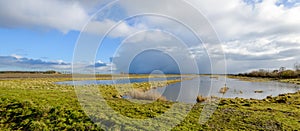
[279,70,298,78]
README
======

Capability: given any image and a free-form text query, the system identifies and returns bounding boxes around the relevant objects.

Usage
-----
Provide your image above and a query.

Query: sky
[0,0,300,74]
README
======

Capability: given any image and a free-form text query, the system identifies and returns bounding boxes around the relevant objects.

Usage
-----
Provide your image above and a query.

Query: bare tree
[294,62,300,71]
[279,67,286,72]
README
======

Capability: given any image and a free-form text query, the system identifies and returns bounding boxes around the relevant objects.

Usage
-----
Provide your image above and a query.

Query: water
[56,77,181,85]
[57,76,300,103]
[148,76,300,103]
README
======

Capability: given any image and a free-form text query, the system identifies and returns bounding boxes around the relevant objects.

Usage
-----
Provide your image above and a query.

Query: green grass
[0,75,300,130]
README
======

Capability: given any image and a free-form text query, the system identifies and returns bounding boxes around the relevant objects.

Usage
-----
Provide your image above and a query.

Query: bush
[279,70,298,78]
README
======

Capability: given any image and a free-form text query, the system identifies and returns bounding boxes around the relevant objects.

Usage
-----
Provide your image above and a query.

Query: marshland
[1,72,300,130]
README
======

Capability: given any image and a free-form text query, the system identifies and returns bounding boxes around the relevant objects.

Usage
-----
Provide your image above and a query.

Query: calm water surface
[57,76,300,103]
[149,76,300,103]
[56,77,181,85]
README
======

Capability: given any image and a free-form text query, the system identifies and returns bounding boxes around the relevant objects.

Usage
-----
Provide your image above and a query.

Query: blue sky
[0,28,77,61]
[0,0,300,74]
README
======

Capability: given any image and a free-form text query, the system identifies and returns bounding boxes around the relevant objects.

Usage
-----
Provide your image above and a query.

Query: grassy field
[0,74,300,130]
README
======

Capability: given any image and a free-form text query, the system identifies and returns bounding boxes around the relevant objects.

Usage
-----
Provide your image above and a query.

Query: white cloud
[0,0,90,33]
[0,0,139,37]
[1,0,300,73]
[186,0,300,72]
[190,0,300,41]
[83,19,145,38]
[11,54,23,59]
[118,0,300,44]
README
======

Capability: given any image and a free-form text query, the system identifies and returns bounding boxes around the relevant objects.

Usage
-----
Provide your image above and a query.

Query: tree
[279,67,286,72]
[272,70,279,73]
[294,62,300,71]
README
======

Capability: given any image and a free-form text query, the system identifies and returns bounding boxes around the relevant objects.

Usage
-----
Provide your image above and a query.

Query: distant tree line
[0,70,61,74]
[237,62,300,79]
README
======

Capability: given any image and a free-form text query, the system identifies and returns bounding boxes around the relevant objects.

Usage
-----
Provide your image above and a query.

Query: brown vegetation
[237,64,300,79]
[254,90,263,93]
[196,95,219,103]
[196,95,208,103]
[127,90,167,101]
[219,87,229,94]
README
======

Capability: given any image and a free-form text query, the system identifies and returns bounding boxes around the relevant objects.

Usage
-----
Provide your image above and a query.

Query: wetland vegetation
[233,64,300,82]
[0,73,300,130]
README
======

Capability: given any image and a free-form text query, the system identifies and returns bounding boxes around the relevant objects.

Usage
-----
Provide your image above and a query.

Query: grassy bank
[1,74,300,130]
[228,75,300,85]
[279,78,300,85]
[227,75,273,82]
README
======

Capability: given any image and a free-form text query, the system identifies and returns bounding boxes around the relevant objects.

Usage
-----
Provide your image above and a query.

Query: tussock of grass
[196,95,219,103]
[219,87,229,94]
[127,90,167,101]
[196,95,207,103]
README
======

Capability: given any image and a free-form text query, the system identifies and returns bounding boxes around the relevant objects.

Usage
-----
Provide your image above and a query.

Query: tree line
[0,70,61,74]
[237,62,300,79]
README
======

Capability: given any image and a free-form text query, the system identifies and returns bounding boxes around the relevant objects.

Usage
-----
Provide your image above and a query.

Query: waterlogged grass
[0,75,300,130]
[279,78,300,85]
[206,93,300,130]
[228,75,300,85]
[227,75,272,82]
